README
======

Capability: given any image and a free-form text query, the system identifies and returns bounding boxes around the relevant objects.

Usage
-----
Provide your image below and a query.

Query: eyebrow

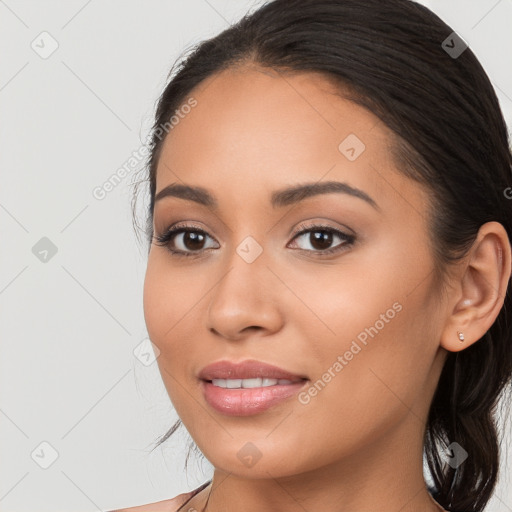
[154,180,379,210]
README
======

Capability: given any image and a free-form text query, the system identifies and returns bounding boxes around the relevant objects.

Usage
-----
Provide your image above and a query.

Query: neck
[194,413,444,512]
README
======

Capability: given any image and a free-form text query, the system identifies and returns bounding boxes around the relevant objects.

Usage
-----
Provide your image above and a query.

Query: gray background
[0,1,511,510]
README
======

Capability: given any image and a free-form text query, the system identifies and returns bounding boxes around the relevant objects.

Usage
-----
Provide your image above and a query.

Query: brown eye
[289,225,355,254]
[154,225,219,256]
[180,231,207,251]
[309,230,334,251]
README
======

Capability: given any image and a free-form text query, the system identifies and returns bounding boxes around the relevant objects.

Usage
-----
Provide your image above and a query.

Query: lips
[198,359,308,382]
[201,379,308,416]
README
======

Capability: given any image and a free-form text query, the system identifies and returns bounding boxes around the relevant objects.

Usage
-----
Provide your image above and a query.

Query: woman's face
[143,66,449,478]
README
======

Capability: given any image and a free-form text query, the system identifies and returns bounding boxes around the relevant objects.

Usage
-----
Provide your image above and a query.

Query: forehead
[159,65,391,161]
[154,65,424,216]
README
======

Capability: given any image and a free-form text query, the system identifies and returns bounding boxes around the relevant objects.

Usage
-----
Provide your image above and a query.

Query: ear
[440,221,512,352]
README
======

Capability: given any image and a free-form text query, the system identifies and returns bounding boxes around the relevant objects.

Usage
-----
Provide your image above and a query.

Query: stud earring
[457,331,465,343]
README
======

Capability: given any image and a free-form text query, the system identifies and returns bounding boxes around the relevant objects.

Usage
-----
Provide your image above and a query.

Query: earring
[457,331,465,343]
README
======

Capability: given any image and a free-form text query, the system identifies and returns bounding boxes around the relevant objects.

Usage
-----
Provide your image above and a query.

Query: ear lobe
[440,221,511,353]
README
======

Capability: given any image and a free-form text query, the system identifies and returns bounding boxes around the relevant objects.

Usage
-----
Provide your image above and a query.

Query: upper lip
[198,359,308,381]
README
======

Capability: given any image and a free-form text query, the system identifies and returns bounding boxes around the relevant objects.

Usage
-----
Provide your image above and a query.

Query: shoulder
[107,489,198,512]
[107,481,212,512]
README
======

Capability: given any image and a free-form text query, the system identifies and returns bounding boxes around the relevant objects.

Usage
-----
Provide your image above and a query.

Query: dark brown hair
[133,1,512,510]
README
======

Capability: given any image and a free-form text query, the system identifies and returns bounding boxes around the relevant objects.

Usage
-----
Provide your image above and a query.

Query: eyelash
[153,222,356,258]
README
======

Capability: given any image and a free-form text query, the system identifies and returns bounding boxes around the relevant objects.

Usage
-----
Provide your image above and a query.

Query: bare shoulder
[107,490,196,512]
[107,480,211,512]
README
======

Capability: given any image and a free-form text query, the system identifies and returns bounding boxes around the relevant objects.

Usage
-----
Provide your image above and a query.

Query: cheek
[143,264,171,345]
[288,242,438,423]
[142,251,219,404]
[143,257,195,418]
[143,252,205,342]
[278,321,419,469]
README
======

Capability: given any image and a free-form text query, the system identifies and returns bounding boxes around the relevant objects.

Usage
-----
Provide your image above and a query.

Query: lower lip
[201,379,308,416]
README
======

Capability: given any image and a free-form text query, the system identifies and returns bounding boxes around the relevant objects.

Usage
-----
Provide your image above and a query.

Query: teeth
[211,378,296,389]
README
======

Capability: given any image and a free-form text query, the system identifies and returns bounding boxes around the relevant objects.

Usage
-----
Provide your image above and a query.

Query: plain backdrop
[0,1,511,510]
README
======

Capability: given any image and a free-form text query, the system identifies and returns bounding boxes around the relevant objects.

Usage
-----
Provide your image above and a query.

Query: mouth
[200,375,309,417]
[197,359,309,416]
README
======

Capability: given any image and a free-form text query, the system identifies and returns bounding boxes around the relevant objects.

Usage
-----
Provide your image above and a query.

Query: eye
[154,221,355,258]
[288,223,355,255]
[153,223,219,257]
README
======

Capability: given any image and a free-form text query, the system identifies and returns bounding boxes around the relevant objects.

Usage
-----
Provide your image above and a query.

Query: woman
[114,0,512,510]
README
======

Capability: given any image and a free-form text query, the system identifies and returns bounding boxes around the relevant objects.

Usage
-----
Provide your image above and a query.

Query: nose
[206,246,284,341]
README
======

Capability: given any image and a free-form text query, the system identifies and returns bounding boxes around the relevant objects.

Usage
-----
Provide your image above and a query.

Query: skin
[141,65,511,512]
